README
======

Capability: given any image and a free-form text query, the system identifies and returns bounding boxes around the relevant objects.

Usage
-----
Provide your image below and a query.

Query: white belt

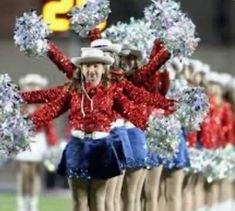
[110,119,125,129]
[124,121,136,129]
[71,130,109,140]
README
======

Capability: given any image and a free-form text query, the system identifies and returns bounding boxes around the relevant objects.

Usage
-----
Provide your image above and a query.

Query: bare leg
[144,165,163,211]
[122,168,143,211]
[182,173,195,211]
[68,178,89,211]
[165,168,184,211]
[205,181,219,209]
[90,179,108,211]
[16,162,30,211]
[105,176,119,211]
[28,163,41,211]
[158,171,166,211]
[219,179,233,210]
[136,169,147,211]
[193,175,205,210]
[114,172,125,211]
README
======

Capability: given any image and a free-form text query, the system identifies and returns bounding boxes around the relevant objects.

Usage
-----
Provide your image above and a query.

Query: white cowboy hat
[189,59,203,73]
[71,48,114,66]
[205,71,221,84]
[91,39,122,54]
[218,73,232,87]
[120,43,143,60]
[19,74,48,87]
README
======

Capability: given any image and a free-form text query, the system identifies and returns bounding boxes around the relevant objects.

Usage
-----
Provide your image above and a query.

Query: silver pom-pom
[144,0,200,57]
[186,148,211,174]
[175,87,209,131]
[103,18,155,61]
[69,0,111,37]
[0,74,32,161]
[14,10,50,57]
[145,114,181,160]
[203,146,235,183]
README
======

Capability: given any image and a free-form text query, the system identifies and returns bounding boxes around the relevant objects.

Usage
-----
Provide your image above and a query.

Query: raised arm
[47,41,76,79]
[20,83,69,104]
[130,46,170,87]
[88,28,101,42]
[158,70,170,96]
[148,38,164,61]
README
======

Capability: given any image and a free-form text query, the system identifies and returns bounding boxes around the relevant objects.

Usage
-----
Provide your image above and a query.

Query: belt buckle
[84,132,93,139]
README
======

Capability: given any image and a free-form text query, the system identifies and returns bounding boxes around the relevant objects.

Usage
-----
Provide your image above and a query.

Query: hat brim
[71,56,114,66]
[120,49,143,60]
[130,50,143,60]
[98,44,122,54]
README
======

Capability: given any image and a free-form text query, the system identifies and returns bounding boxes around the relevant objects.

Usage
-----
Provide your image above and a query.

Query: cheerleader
[159,58,191,211]
[16,74,57,211]
[46,37,172,211]
[118,40,170,211]
[26,48,173,211]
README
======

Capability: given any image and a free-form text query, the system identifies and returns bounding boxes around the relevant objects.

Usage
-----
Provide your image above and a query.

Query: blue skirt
[146,151,161,168]
[163,129,190,169]
[126,127,148,168]
[57,135,122,179]
[110,126,134,169]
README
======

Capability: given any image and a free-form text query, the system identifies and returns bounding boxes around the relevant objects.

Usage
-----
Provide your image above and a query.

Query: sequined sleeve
[131,48,170,87]
[121,79,175,110]
[148,38,164,60]
[158,70,170,96]
[47,41,76,79]
[30,93,70,130]
[113,85,150,130]
[88,28,101,42]
[20,83,69,104]
[221,103,234,145]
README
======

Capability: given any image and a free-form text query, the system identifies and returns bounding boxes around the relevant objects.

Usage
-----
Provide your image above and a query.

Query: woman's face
[194,72,204,86]
[119,55,137,76]
[81,63,105,85]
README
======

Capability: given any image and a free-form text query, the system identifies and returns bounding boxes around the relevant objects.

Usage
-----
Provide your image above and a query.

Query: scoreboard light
[42,0,107,32]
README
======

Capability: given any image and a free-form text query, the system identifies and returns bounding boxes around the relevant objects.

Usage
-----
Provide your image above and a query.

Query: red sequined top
[128,40,170,95]
[197,97,224,148]
[30,82,151,132]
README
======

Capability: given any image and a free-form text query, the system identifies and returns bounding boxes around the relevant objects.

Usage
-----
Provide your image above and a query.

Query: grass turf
[0,193,71,211]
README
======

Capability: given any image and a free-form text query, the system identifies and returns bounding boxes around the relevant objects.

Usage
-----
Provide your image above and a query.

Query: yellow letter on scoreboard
[42,0,74,31]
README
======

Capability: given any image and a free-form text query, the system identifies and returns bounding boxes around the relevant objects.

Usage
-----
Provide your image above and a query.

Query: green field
[0,193,71,211]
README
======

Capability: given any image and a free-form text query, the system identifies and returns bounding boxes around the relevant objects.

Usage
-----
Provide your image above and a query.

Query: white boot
[28,196,39,211]
[17,196,27,211]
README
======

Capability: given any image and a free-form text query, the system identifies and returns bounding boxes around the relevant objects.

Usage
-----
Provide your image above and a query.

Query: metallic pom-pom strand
[144,0,200,57]
[14,10,51,57]
[145,114,182,160]
[0,74,32,161]
[175,87,209,131]
[69,0,111,37]
[103,18,155,61]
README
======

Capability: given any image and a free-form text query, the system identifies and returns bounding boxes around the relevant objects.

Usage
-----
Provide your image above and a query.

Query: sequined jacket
[28,82,151,131]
